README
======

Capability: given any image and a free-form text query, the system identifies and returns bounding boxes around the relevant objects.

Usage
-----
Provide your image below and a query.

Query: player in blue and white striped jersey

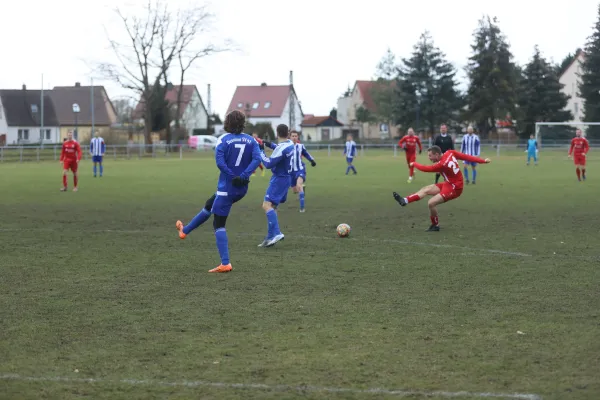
[344,135,357,175]
[460,126,480,184]
[289,131,316,212]
[89,132,106,177]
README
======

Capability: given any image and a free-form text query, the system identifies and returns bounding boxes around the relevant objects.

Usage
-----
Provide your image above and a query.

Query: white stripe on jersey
[461,134,480,156]
[291,143,306,172]
[90,137,105,156]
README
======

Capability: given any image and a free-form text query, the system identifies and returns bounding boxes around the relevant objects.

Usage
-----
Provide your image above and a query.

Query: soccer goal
[535,122,599,151]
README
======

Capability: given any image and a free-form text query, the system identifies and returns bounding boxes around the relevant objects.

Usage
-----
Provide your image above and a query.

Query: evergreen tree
[519,46,573,138]
[580,4,600,137]
[466,16,519,136]
[395,31,461,134]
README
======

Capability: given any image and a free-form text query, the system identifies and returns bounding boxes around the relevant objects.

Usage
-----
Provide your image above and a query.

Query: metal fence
[0,141,596,163]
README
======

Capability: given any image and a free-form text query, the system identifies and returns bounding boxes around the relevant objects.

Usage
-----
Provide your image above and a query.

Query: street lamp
[72,103,80,140]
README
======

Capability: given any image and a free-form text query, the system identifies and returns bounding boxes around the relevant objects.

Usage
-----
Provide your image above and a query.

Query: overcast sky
[1,0,597,117]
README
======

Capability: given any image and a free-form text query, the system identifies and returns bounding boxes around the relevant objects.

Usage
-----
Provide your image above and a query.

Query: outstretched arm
[260,150,283,169]
[453,151,488,164]
[301,147,314,162]
[413,161,443,173]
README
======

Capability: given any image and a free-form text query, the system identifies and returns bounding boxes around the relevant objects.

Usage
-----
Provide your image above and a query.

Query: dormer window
[252,102,259,109]
[31,104,38,113]
[264,102,271,109]
[237,102,243,108]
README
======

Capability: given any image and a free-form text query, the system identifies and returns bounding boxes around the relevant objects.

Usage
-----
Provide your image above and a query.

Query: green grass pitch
[1,148,599,400]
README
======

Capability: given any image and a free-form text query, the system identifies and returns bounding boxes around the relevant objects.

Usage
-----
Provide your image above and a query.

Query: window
[31,104,38,113]
[237,102,243,108]
[18,129,29,140]
[264,101,271,109]
[40,129,51,140]
[321,128,330,140]
[252,102,259,109]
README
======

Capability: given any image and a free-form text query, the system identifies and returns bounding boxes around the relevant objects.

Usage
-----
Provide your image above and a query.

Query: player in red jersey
[252,133,265,176]
[568,129,590,181]
[392,146,490,231]
[398,127,422,183]
[60,130,82,192]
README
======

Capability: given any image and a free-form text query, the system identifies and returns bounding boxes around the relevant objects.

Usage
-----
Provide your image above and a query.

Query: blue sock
[472,169,477,182]
[299,192,305,209]
[183,209,211,234]
[93,165,97,176]
[215,228,230,265]
[345,166,351,175]
[99,164,103,176]
[464,167,469,181]
[266,209,280,238]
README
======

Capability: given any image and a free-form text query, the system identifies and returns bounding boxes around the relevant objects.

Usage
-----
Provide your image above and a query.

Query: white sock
[404,197,408,203]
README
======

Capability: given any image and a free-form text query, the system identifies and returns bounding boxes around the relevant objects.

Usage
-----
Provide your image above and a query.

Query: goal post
[535,122,600,150]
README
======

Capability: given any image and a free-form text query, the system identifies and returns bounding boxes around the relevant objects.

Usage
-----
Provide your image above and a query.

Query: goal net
[535,122,599,152]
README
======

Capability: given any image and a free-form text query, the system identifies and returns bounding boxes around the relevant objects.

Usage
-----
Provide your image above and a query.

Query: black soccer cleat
[426,225,440,232]
[392,192,407,206]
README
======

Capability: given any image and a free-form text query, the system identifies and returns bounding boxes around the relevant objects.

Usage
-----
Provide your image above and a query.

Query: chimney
[22,84,26,90]
[260,83,267,87]
[75,82,81,87]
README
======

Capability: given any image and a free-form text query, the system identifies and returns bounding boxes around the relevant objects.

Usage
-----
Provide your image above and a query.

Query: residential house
[226,83,304,132]
[133,84,209,137]
[300,115,344,141]
[50,83,118,143]
[337,80,399,140]
[559,49,585,123]
[0,86,60,145]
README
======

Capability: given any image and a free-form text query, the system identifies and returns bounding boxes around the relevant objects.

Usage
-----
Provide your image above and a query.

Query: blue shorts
[92,155,103,163]
[291,171,306,187]
[346,157,354,164]
[265,176,291,206]
[211,188,247,216]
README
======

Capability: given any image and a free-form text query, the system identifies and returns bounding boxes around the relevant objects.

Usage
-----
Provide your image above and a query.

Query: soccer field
[1,149,599,400]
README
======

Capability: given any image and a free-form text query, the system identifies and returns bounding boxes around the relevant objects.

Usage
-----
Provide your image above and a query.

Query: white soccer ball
[336,223,351,238]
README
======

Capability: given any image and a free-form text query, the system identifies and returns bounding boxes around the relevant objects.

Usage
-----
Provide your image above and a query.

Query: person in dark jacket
[433,124,454,183]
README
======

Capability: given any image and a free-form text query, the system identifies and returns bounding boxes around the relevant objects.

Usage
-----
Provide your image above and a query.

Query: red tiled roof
[354,80,395,113]
[226,84,291,117]
[133,85,200,119]
[303,114,315,121]
[301,115,343,127]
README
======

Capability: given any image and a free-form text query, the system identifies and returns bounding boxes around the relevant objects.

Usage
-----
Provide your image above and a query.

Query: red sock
[430,215,439,226]
[62,175,67,187]
[406,194,421,203]
[409,166,414,177]
[576,168,581,179]
[259,164,264,170]
[74,176,78,187]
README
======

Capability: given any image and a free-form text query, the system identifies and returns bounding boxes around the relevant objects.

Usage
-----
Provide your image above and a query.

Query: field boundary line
[3,227,598,260]
[0,373,542,399]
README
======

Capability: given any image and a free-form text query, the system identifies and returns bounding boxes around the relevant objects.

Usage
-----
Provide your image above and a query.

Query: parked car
[188,135,217,150]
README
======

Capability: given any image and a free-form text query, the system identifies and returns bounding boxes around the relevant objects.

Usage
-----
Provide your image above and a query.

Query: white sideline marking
[2,227,598,260]
[0,373,542,399]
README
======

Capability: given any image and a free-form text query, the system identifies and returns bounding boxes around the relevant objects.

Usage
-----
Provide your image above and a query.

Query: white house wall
[0,98,9,135]
[280,95,304,132]
[180,90,208,135]
[560,53,585,123]
[336,96,352,125]
[6,126,60,145]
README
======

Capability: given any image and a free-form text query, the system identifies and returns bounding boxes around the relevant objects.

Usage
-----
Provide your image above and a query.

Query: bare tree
[98,0,230,146]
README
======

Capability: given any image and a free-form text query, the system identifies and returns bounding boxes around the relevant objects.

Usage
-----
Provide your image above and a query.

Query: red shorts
[436,182,463,202]
[573,154,586,166]
[63,160,78,172]
[405,152,416,164]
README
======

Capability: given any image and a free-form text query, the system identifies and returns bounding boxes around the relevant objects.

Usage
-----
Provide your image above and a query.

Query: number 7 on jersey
[234,144,246,166]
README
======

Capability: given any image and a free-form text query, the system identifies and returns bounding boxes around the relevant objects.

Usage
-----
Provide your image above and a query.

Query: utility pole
[289,71,295,130]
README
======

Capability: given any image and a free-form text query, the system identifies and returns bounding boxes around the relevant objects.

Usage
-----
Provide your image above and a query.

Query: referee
[433,124,454,183]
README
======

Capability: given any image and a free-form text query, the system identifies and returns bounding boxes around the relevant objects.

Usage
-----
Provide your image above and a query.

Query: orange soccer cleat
[208,264,232,273]
[175,220,187,239]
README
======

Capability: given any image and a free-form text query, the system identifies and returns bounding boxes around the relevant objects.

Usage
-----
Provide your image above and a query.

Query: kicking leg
[208,214,233,273]
[393,184,440,206]
[176,194,215,239]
